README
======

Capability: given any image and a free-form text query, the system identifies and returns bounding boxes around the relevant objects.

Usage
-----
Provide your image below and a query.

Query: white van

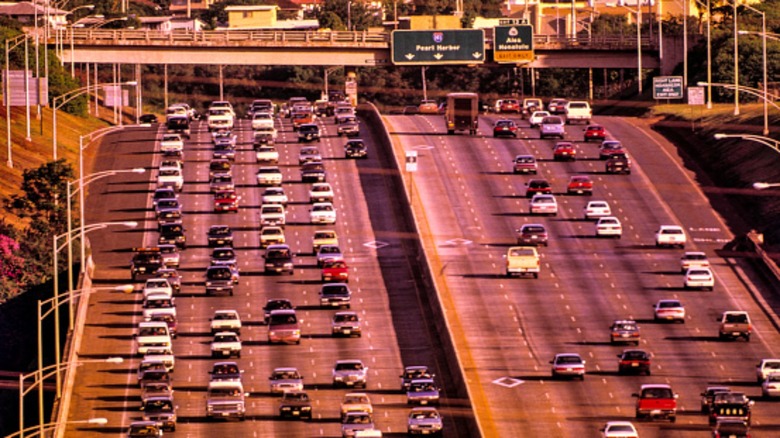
[135,321,172,355]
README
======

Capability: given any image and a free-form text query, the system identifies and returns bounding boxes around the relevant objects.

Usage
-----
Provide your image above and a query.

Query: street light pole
[733,0,739,115]
[738,3,768,135]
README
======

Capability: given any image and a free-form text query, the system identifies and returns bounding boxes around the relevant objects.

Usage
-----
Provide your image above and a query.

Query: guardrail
[56,29,657,51]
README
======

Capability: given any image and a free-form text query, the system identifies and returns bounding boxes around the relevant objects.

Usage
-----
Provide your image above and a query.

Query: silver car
[269,367,304,394]
[332,360,368,388]
[407,407,443,435]
[406,378,440,405]
[539,116,565,139]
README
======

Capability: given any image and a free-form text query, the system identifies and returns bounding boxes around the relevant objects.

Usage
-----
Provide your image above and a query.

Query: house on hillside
[0,1,67,28]
[220,4,318,30]
[137,15,206,32]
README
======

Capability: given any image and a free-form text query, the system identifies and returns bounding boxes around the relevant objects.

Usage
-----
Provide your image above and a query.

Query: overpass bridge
[58,29,669,71]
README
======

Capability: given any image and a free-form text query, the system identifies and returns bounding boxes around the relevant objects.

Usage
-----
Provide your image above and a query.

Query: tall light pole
[617,0,651,95]
[51,81,136,160]
[733,0,739,115]
[737,2,768,135]
[5,34,33,168]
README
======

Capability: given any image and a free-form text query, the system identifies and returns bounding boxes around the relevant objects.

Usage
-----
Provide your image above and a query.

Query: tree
[7,160,74,235]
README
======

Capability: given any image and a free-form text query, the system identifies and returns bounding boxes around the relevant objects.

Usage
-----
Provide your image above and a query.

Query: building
[0,1,68,28]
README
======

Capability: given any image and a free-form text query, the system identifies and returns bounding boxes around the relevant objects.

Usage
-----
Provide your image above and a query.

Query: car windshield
[643,388,673,398]
[623,351,647,360]
[267,249,291,258]
[334,313,358,322]
[557,356,582,364]
[336,362,363,371]
[269,313,297,325]
[139,326,167,336]
[509,248,535,257]
[608,425,634,432]
[659,301,681,308]
[214,312,237,320]
[614,323,636,331]
[726,314,748,323]
[523,226,545,234]
[207,268,232,280]
[285,392,309,402]
[411,411,439,420]
[209,226,230,236]
[516,157,534,163]
[273,370,301,379]
[323,285,349,295]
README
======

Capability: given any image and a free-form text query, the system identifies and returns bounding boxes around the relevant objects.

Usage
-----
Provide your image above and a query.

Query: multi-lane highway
[58,102,780,438]
[383,113,780,437]
[62,110,476,436]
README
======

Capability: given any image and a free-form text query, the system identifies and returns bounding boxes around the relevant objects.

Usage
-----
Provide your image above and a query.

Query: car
[141,380,173,404]
[260,226,286,248]
[210,309,242,334]
[209,361,243,382]
[701,386,731,413]
[567,175,593,195]
[152,188,178,207]
[313,229,339,252]
[310,202,337,224]
[599,140,625,160]
[154,197,181,217]
[212,142,236,161]
[323,259,350,283]
[341,411,375,438]
[756,358,780,383]
[610,320,640,345]
[143,278,173,299]
[512,155,538,174]
[137,359,167,383]
[522,98,543,117]
[333,359,368,388]
[547,98,568,114]
[160,160,182,173]
[261,187,289,206]
[528,110,551,128]
[158,223,186,249]
[205,265,236,296]
[529,194,558,216]
[493,119,518,138]
[263,298,295,324]
[320,283,351,308]
[550,353,586,379]
[208,159,232,180]
[553,142,576,161]
[251,111,274,130]
[407,378,440,406]
[213,189,240,213]
[255,144,279,163]
[156,167,183,192]
[269,367,304,394]
[298,123,320,142]
[684,267,714,290]
[279,391,312,420]
[256,166,283,186]
[499,98,521,113]
[316,244,344,266]
[600,421,638,438]
[711,419,750,438]
[337,119,360,137]
[298,146,322,165]
[211,331,241,358]
[159,133,184,153]
[260,203,286,228]
[139,368,171,390]
[584,200,611,219]
[606,152,632,174]
[301,161,326,183]
[595,216,622,238]
[267,309,302,345]
[332,311,361,337]
[209,173,234,192]
[148,313,177,340]
[539,116,565,139]
[127,421,163,438]
[653,299,685,323]
[681,251,710,272]
[155,268,181,293]
[617,349,651,375]
[407,407,443,436]
[584,124,607,142]
[156,209,182,230]
[345,139,368,158]
[140,114,158,124]
[264,244,294,275]
[142,292,176,321]
[207,225,233,247]
[340,392,373,419]
[516,223,548,246]
[708,393,753,426]
[210,247,236,266]
[525,178,552,198]
[400,366,434,391]
[761,372,780,397]
[655,225,686,248]
[309,182,334,203]
[418,99,439,114]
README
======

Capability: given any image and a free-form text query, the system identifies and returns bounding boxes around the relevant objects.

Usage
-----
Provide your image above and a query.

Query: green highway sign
[391,30,486,65]
[653,76,684,99]
[493,25,534,63]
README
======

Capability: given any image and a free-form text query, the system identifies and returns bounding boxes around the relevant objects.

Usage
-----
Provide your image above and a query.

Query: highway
[62,111,476,436]
[383,113,780,437]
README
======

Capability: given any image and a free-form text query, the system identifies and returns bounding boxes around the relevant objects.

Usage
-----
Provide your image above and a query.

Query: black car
[525,179,553,198]
[516,224,548,246]
[158,223,186,249]
[301,161,326,183]
[616,349,651,375]
[263,298,294,324]
[207,225,233,247]
[205,265,235,296]
[212,143,236,161]
[297,124,320,143]
[140,114,159,124]
[344,140,368,159]
[264,244,294,275]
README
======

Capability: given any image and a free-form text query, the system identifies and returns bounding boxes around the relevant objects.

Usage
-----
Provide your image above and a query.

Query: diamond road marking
[492,377,524,388]
[363,240,390,249]
[445,238,473,246]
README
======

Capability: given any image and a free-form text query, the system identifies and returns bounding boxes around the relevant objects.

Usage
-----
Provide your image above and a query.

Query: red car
[583,125,606,142]
[499,99,521,113]
[525,179,552,198]
[321,259,349,282]
[567,175,593,196]
[213,190,240,213]
[553,142,576,161]
[493,120,518,138]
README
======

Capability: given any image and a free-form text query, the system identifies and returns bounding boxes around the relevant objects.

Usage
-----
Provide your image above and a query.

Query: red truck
[633,384,678,422]
[321,260,349,283]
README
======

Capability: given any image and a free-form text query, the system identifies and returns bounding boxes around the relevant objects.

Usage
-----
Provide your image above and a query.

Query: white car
[255,145,279,164]
[756,359,780,383]
[260,204,286,228]
[653,299,685,323]
[256,166,283,186]
[211,331,241,358]
[655,225,686,248]
[143,346,175,373]
[210,309,242,335]
[251,112,275,130]
[684,267,714,290]
[142,293,176,321]
[157,167,183,192]
[160,133,183,153]
[584,200,611,219]
[310,182,335,203]
[143,278,173,299]
[332,359,368,388]
[762,373,780,397]
[595,217,622,238]
[529,194,558,216]
[261,187,288,205]
[600,421,638,438]
[528,110,551,128]
[680,251,709,273]
[298,146,322,165]
[311,202,337,224]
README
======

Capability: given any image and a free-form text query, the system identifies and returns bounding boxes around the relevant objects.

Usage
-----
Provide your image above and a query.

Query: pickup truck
[564,101,592,124]
[633,384,678,422]
[206,381,247,420]
[505,246,540,278]
[718,311,752,341]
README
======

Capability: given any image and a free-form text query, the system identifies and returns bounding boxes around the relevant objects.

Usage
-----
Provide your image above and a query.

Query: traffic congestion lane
[386,113,780,437]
